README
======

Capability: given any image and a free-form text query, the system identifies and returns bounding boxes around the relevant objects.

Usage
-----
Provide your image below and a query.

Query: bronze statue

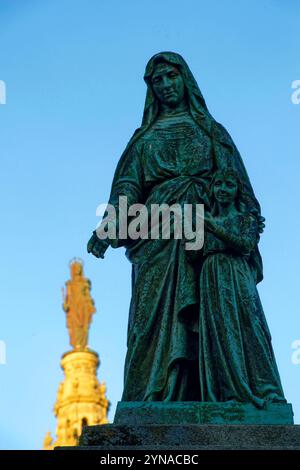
[87,52,286,407]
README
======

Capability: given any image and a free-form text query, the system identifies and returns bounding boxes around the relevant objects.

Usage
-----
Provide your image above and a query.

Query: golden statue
[62,258,96,350]
[43,259,109,449]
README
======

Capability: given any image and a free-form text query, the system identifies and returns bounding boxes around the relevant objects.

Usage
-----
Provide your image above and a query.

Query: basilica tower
[43,259,109,449]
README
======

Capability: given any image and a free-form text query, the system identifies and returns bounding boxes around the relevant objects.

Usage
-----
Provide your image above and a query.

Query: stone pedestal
[78,423,300,450]
[114,401,294,425]
[69,402,300,451]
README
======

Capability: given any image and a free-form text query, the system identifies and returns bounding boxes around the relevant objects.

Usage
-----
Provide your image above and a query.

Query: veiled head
[142,52,209,126]
[151,62,185,108]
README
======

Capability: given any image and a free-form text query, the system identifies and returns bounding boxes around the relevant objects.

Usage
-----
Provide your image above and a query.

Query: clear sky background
[0,0,299,450]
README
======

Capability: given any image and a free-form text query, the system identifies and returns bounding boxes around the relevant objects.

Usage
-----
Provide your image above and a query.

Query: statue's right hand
[87,231,110,259]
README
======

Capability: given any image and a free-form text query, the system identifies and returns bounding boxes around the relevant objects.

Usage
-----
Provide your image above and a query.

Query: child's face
[213,175,238,205]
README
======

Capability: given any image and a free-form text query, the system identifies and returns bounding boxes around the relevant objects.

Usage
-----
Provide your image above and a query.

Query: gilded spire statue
[43,259,110,449]
[63,258,96,350]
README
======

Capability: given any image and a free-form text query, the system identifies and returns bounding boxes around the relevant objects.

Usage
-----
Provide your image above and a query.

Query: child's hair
[209,168,247,214]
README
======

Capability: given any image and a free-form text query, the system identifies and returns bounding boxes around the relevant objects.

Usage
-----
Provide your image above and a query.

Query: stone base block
[114,401,294,425]
[57,402,298,451]
[77,423,300,450]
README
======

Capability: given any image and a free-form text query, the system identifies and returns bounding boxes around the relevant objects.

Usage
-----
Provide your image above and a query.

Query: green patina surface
[87,52,292,424]
[114,401,294,425]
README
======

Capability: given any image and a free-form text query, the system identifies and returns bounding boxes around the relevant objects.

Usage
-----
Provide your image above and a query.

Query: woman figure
[87,52,264,401]
[63,260,96,350]
[199,169,286,407]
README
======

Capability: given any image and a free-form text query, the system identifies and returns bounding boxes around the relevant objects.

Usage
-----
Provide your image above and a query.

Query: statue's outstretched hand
[87,231,110,259]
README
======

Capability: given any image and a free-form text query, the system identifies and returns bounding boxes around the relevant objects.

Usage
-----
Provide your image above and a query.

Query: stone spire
[43,259,109,449]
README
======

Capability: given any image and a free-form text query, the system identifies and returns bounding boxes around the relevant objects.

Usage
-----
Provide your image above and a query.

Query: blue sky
[0,0,299,449]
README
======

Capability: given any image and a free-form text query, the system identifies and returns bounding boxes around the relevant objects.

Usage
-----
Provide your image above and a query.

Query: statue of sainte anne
[87,52,286,408]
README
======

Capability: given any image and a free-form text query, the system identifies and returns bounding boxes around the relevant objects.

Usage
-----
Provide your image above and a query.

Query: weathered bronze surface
[87,52,288,416]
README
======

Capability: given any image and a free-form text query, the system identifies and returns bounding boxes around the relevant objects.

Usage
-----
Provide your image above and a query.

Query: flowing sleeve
[210,214,259,256]
[103,141,145,248]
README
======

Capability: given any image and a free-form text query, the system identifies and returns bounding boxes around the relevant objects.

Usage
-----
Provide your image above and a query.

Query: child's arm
[204,212,259,254]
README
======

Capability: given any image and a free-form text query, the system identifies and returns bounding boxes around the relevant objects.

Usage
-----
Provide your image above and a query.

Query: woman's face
[71,262,82,278]
[151,63,185,108]
[213,175,238,205]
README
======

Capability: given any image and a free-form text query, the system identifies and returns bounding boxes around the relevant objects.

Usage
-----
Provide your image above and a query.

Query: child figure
[199,169,286,407]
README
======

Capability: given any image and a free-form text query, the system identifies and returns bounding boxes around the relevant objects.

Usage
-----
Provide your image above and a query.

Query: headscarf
[142,51,209,127]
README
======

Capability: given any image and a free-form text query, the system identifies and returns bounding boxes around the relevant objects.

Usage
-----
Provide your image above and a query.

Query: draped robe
[106,111,263,401]
[100,52,285,404]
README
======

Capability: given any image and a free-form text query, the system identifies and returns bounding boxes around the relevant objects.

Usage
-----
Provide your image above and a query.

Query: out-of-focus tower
[43,259,109,449]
